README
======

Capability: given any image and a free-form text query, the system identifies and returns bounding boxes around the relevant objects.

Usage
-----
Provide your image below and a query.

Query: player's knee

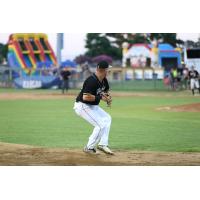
[95,121,105,130]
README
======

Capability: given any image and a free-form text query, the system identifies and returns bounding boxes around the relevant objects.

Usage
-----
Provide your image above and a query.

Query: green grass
[0,90,200,152]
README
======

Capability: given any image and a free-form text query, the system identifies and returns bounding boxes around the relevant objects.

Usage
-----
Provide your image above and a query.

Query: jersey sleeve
[82,78,95,94]
[81,78,101,104]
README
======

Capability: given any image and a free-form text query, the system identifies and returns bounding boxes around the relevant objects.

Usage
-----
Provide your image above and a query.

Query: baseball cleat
[97,145,114,155]
[83,146,99,154]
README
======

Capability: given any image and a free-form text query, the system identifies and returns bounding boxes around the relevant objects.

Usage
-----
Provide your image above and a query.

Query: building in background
[122,43,182,71]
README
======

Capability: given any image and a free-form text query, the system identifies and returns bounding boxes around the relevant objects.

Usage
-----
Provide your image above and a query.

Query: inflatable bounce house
[7,33,60,88]
[122,43,182,71]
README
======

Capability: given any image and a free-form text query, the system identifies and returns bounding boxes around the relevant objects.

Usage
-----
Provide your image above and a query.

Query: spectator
[60,67,71,94]
[169,68,176,90]
[182,65,189,89]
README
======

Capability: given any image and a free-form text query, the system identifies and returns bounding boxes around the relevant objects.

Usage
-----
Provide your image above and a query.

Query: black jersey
[76,73,109,105]
[189,70,199,79]
[61,70,71,80]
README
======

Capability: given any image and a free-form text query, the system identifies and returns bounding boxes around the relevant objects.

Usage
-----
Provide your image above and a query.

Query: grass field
[0,88,200,152]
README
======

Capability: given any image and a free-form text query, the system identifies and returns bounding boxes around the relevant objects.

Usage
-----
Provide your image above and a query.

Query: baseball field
[0,87,200,165]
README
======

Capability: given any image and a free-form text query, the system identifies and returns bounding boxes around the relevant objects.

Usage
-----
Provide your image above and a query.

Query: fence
[0,65,169,91]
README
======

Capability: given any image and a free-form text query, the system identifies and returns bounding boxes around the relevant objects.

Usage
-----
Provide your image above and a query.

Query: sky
[1,33,199,60]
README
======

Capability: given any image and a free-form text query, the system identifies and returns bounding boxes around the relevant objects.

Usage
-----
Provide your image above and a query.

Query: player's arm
[83,92,111,107]
[83,93,98,102]
[82,78,101,103]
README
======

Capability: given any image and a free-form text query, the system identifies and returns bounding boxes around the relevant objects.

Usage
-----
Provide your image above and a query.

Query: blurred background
[1,33,200,91]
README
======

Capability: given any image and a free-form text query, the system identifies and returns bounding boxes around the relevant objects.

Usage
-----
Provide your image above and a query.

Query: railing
[107,67,164,81]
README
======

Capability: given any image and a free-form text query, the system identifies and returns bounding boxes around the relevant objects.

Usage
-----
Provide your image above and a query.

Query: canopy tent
[60,60,77,68]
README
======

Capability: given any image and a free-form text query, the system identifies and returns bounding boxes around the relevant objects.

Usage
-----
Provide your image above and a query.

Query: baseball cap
[97,61,112,69]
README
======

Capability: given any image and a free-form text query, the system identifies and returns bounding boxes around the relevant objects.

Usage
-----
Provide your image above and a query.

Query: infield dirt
[1,142,200,166]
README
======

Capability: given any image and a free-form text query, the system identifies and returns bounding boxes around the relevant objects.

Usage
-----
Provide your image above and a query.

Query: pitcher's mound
[1,142,200,166]
[157,103,200,112]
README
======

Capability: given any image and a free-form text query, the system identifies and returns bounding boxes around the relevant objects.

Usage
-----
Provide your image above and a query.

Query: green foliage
[128,33,149,44]
[185,38,200,48]
[84,33,184,61]
[150,33,184,47]
[0,43,8,64]
[85,33,122,59]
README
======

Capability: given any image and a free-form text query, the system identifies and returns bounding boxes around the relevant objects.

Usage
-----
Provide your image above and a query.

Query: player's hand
[101,92,112,107]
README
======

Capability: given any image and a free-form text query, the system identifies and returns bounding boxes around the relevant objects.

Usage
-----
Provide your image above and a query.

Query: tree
[107,33,184,47]
[185,40,200,48]
[85,33,121,60]
[84,33,184,61]
[74,54,92,64]
[0,43,8,64]
[149,33,184,47]
[105,33,149,51]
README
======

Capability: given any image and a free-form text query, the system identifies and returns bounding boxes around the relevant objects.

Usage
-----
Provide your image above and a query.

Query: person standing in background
[60,67,71,94]
[182,65,189,90]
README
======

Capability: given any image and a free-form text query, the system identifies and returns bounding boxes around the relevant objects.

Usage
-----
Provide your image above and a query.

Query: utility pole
[56,33,64,66]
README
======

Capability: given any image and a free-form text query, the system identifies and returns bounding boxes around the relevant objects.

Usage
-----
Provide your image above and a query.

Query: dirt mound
[1,143,200,166]
[0,93,76,100]
[172,103,200,112]
[0,91,191,101]
[0,92,150,100]
[157,103,200,112]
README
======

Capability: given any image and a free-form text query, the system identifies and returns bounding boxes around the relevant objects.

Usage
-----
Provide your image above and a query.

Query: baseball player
[73,61,113,155]
[188,66,200,95]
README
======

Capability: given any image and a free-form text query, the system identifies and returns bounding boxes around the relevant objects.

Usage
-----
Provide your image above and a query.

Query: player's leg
[65,80,69,92]
[190,79,195,95]
[96,106,112,146]
[74,103,105,150]
[95,106,114,154]
[61,80,65,94]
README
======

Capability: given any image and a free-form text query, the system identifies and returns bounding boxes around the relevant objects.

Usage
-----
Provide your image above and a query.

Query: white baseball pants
[190,78,200,89]
[73,102,111,149]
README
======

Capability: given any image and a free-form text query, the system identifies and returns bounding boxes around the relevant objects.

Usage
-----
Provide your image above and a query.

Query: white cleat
[97,145,114,155]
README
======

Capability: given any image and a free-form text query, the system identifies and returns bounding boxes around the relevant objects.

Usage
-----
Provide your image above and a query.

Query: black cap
[97,61,112,69]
